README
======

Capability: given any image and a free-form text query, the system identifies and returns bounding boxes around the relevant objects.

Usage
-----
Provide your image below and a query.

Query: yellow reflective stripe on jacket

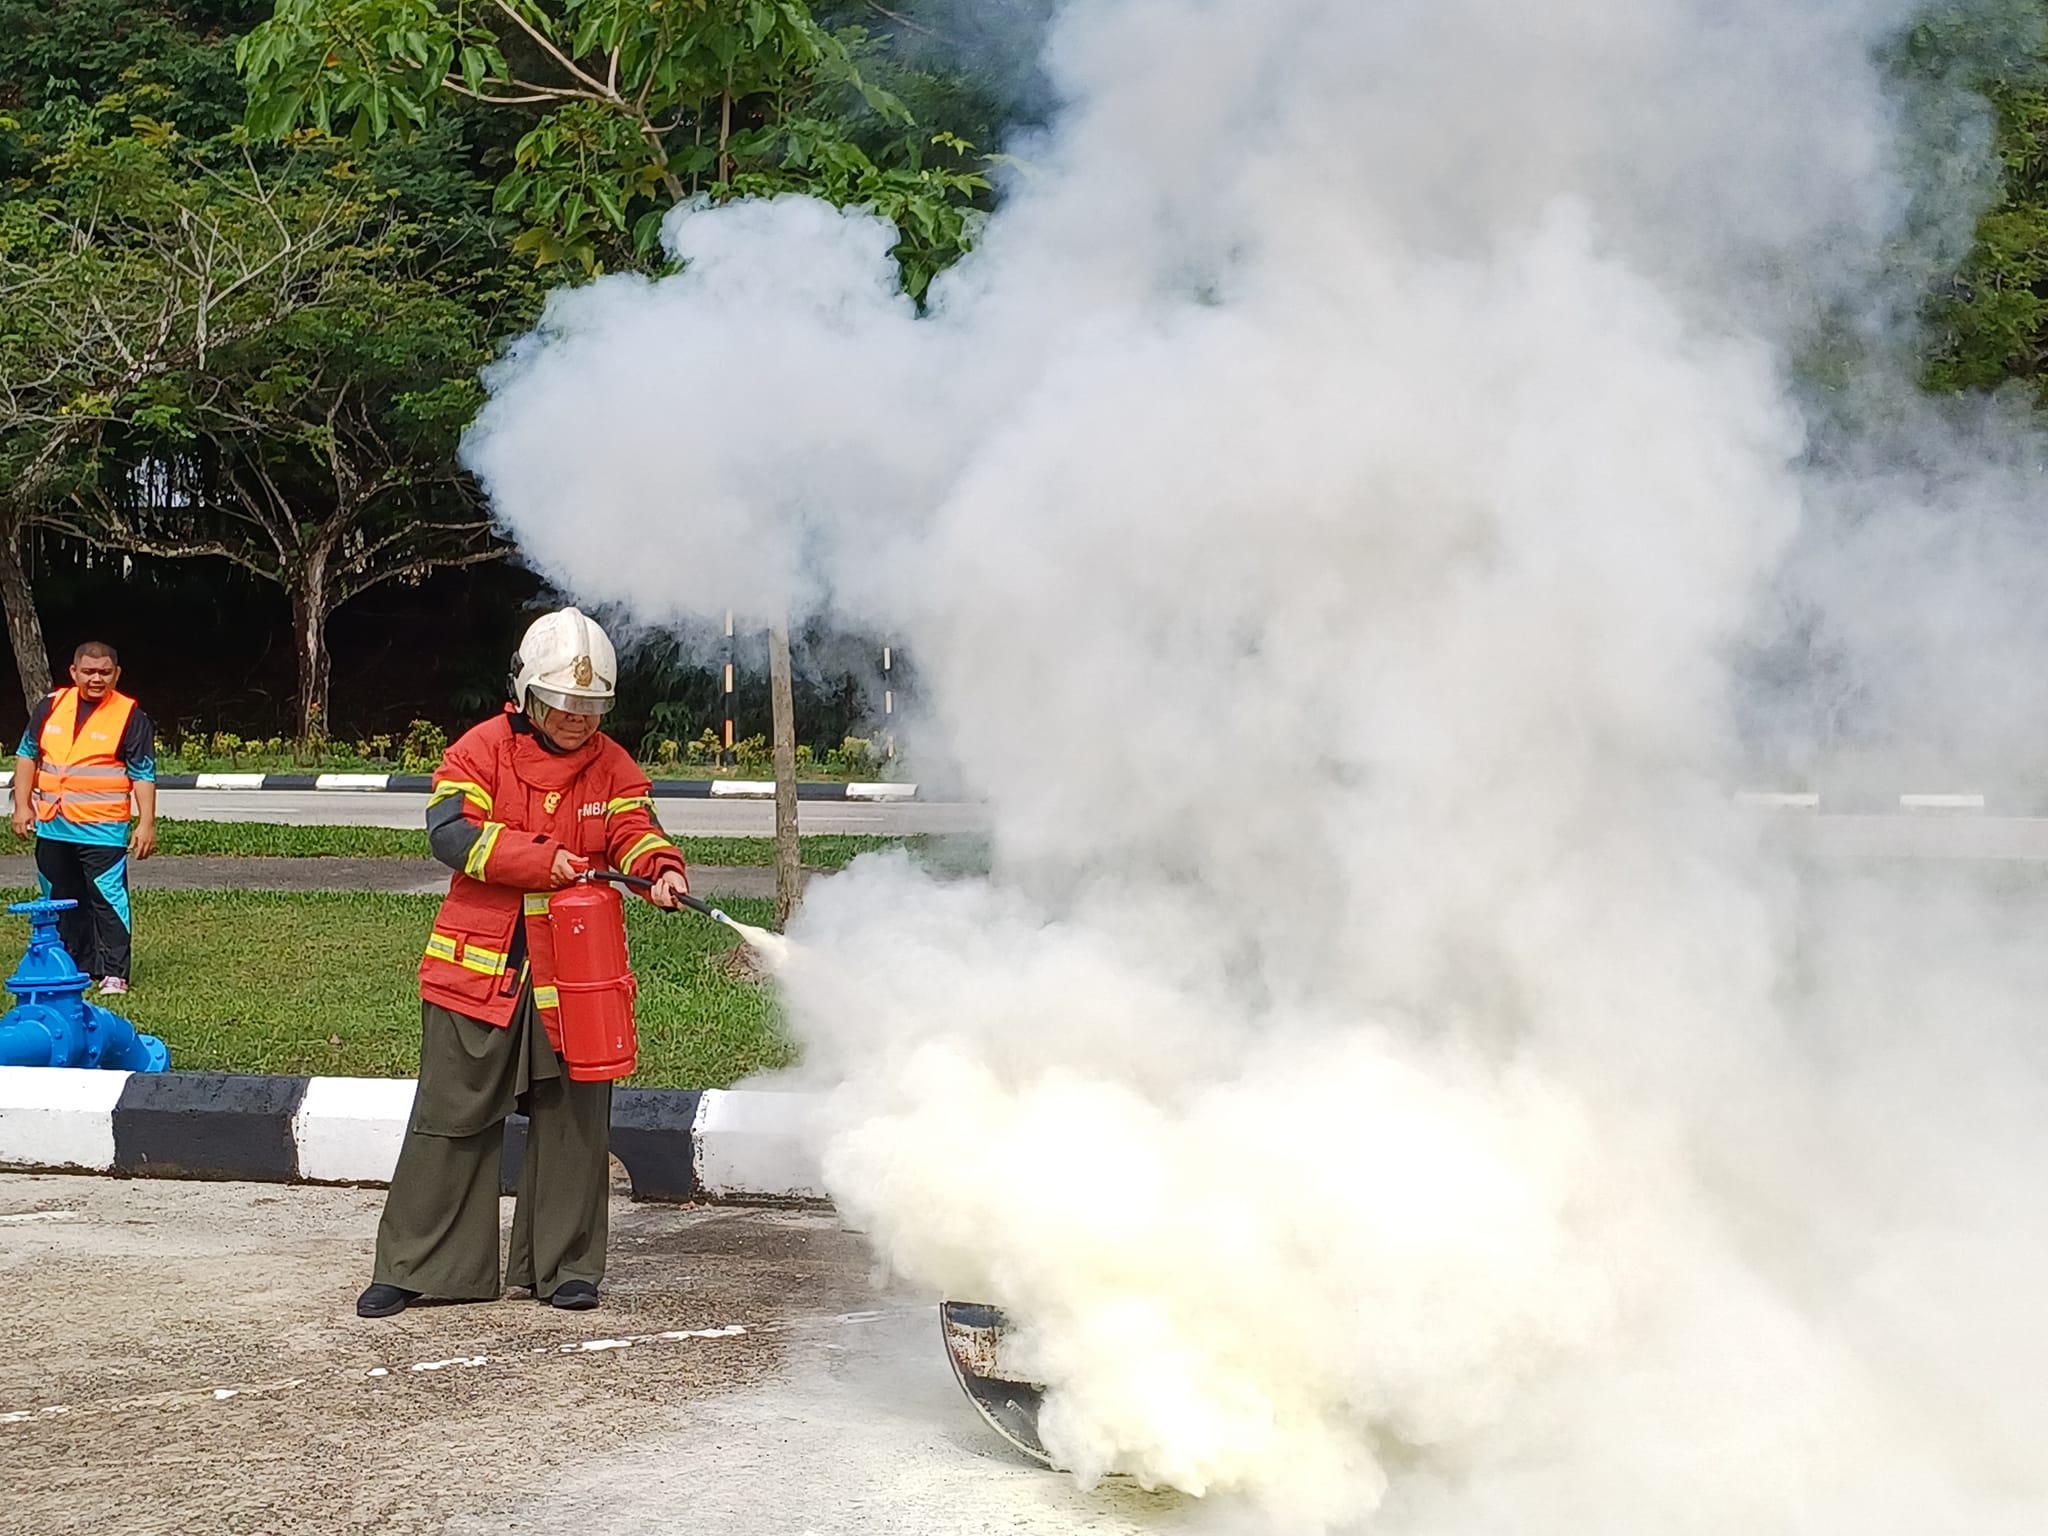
[429,779,493,812]
[522,892,551,917]
[463,822,505,879]
[605,795,655,817]
[620,832,673,874]
[533,985,561,1010]
[422,931,511,976]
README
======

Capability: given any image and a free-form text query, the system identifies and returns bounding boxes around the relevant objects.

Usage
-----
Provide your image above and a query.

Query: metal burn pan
[940,1300,1055,1468]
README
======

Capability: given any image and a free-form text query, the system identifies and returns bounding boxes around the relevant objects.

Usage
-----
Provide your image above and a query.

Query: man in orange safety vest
[9,641,158,994]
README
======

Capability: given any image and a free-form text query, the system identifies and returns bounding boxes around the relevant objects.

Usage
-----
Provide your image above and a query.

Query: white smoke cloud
[463,0,2048,1528]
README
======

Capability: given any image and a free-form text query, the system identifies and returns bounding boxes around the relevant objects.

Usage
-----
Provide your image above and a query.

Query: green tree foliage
[62,188,510,738]
[1907,1,2048,402]
[0,1,526,728]
[236,0,991,291]
[0,63,381,705]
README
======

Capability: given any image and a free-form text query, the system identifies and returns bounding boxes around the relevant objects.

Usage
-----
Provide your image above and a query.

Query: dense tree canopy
[0,0,2046,747]
[237,0,997,290]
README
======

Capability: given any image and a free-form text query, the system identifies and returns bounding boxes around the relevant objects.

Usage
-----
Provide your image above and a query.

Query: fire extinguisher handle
[582,868,720,921]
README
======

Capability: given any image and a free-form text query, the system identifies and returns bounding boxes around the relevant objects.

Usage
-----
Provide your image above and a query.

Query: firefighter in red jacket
[357,607,688,1318]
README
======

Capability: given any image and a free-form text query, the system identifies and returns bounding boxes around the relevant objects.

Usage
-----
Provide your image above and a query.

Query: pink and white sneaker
[97,977,129,996]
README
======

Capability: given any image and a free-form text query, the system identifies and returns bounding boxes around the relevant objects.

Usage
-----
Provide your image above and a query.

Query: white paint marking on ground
[1,1379,305,1426]
[558,1324,749,1355]
[1,1310,906,1430]
[0,1210,82,1225]
[709,780,777,797]
[314,773,393,791]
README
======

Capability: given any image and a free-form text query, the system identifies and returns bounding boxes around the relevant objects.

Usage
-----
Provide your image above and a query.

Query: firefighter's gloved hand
[647,870,689,910]
[548,849,591,888]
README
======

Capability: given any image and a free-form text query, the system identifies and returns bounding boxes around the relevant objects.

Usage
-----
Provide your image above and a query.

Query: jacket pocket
[418,904,523,1013]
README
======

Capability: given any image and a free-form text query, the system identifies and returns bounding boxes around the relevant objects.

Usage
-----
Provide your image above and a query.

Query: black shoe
[545,1280,599,1310]
[356,1283,418,1318]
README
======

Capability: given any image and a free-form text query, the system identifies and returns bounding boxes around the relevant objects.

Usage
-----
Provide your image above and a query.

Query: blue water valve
[0,897,168,1071]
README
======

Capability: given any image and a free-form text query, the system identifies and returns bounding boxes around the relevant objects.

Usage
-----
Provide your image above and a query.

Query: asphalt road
[0,1175,1183,1536]
[157,789,992,838]
[156,791,2048,862]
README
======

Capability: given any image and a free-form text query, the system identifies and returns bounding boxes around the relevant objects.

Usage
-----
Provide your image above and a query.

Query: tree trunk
[290,545,334,744]
[718,63,734,184]
[0,514,52,709]
[768,622,801,930]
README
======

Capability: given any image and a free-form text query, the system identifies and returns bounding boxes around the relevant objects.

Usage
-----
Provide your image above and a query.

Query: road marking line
[1,1378,305,1424]
[1,1310,908,1427]
[0,1211,82,1225]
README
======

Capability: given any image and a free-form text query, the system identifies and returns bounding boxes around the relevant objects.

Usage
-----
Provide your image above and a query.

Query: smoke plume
[463,0,2048,1528]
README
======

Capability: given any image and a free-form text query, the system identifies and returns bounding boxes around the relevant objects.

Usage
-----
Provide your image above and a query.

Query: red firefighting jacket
[418,708,686,1039]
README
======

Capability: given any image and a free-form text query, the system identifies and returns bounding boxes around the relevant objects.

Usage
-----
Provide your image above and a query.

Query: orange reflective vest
[418,710,686,1038]
[33,688,138,827]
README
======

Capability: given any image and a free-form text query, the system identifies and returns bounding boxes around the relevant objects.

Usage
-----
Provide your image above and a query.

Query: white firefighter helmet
[511,606,617,717]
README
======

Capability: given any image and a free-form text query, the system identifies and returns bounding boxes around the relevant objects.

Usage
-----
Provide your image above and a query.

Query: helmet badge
[572,655,594,688]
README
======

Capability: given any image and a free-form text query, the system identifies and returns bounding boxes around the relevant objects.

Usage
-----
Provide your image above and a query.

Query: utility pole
[721,608,736,765]
[881,642,895,763]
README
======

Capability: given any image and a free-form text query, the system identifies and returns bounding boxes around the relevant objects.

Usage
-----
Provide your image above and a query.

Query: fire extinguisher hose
[582,869,729,923]
[575,869,789,962]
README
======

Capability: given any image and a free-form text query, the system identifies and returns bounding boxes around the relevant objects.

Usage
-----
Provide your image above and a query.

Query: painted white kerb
[1734,791,1821,810]
[0,1066,130,1172]
[194,773,267,790]
[314,774,394,791]
[692,1090,827,1201]
[293,1075,416,1184]
[847,783,917,801]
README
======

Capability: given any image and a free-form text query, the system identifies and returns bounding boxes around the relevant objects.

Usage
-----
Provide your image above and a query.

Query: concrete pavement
[155,789,992,837]
[0,855,808,898]
[0,1175,1180,1536]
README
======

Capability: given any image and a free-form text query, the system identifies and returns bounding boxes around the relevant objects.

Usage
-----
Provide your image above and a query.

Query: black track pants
[35,836,131,982]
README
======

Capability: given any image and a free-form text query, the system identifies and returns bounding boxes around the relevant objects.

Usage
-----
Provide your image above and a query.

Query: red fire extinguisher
[547,878,638,1082]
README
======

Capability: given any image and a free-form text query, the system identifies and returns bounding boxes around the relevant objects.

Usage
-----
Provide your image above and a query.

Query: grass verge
[10,889,792,1088]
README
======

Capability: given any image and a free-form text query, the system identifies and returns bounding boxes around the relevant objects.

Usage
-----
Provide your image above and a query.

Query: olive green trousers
[371,989,613,1301]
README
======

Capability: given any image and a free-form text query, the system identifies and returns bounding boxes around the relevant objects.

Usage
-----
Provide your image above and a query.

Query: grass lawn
[3,889,793,1088]
[116,821,908,868]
